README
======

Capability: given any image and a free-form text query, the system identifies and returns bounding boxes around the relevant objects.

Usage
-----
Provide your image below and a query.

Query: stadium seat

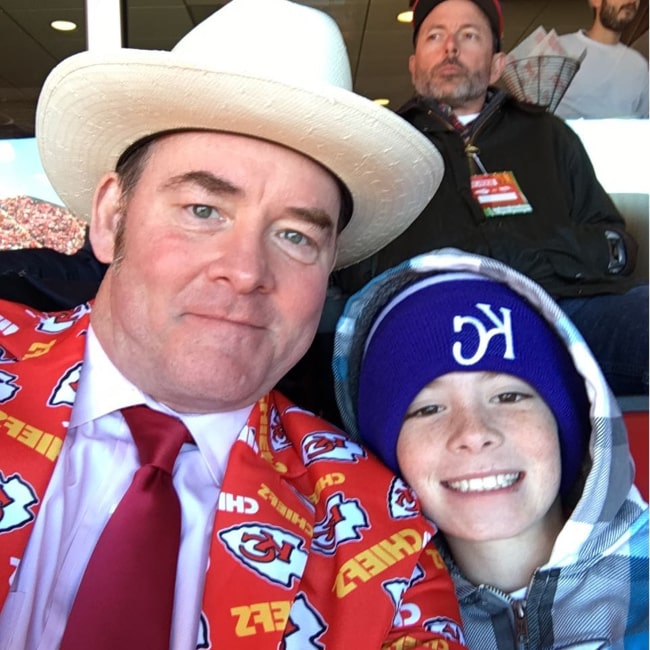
[619,395,649,502]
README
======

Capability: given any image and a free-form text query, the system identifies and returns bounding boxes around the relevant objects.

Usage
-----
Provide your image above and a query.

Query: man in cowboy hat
[0,0,467,648]
[337,0,648,399]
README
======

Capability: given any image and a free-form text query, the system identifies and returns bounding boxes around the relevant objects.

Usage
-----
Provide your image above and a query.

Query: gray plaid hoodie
[333,248,648,649]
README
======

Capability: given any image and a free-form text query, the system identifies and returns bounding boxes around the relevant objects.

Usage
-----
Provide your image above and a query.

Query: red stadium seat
[619,396,649,502]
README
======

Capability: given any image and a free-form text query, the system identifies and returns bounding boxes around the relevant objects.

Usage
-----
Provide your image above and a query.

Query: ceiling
[0,0,648,139]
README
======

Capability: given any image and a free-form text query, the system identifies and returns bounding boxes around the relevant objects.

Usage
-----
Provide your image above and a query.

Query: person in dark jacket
[337,0,648,397]
[0,233,108,311]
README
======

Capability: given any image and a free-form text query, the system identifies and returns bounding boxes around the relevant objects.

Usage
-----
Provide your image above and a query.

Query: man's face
[409,0,505,115]
[597,0,640,32]
[90,131,340,413]
[396,371,564,546]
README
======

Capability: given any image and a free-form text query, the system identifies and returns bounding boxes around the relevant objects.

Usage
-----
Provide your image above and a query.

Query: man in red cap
[336,0,648,401]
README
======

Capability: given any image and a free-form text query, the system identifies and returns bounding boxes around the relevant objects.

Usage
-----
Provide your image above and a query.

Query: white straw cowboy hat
[36,0,443,269]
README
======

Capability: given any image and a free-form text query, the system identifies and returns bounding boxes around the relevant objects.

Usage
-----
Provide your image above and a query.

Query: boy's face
[396,371,563,545]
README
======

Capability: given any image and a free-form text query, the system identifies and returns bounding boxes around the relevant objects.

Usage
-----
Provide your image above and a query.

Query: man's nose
[204,223,273,294]
[444,33,459,56]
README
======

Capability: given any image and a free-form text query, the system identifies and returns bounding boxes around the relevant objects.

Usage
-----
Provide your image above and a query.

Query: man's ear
[489,51,507,85]
[89,173,123,264]
[408,53,417,84]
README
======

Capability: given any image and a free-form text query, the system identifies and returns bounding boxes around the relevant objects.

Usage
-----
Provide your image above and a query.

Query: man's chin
[432,93,474,110]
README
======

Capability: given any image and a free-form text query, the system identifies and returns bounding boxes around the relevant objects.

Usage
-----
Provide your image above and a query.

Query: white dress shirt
[0,326,252,650]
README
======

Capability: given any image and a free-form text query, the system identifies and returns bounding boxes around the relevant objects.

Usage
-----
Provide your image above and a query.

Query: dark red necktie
[60,405,192,649]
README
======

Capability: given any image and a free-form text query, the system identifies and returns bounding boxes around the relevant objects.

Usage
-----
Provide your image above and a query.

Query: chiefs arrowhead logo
[385,564,428,628]
[219,523,307,588]
[425,617,466,644]
[269,405,291,452]
[37,303,91,334]
[0,370,20,403]
[195,612,210,649]
[301,431,366,466]
[280,593,327,650]
[384,578,423,627]
[48,362,82,407]
[0,471,38,533]
[312,492,369,555]
[0,345,16,363]
[388,477,420,519]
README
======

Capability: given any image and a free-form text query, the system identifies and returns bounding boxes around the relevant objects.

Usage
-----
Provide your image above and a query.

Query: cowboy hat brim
[36,50,443,269]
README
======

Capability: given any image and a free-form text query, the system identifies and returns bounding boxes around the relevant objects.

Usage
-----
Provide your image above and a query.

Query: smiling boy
[334,248,649,648]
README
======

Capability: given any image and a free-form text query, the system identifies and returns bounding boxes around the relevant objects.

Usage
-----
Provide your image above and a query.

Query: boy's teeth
[447,473,520,492]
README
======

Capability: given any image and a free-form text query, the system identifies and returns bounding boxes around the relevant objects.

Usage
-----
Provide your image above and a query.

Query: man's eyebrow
[427,21,484,31]
[288,206,336,233]
[162,171,336,230]
[161,170,240,195]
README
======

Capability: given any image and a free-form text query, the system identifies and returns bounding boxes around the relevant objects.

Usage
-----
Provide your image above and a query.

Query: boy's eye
[493,392,530,404]
[404,403,444,420]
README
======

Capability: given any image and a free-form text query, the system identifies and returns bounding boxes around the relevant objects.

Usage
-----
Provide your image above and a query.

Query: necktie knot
[121,404,192,473]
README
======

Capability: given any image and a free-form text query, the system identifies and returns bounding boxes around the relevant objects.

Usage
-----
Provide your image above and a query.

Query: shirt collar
[70,326,253,485]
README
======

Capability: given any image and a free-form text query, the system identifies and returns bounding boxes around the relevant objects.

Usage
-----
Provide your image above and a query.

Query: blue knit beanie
[357,273,590,499]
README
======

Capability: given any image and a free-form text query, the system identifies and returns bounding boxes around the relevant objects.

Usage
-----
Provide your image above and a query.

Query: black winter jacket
[338,91,638,299]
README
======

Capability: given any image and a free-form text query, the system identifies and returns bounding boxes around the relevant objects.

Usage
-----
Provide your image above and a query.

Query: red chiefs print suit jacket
[0,299,466,649]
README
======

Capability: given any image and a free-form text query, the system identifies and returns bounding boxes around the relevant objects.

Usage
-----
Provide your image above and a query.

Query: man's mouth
[437,63,463,75]
[443,472,522,493]
[185,312,265,330]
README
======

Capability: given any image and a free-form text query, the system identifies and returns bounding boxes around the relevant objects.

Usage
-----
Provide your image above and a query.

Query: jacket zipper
[421,95,503,175]
[465,582,532,649]
[463,98,503,174]
[513,598,528,649]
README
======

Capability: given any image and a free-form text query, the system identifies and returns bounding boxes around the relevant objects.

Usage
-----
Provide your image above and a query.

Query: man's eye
[190,205,219,220]
[404,404,444,420]
[275,228,321,264]
[281,230,311,247]
[277,230,321,264]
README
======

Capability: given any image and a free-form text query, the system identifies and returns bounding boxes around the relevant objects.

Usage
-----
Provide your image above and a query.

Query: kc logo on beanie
[452,303,514,365]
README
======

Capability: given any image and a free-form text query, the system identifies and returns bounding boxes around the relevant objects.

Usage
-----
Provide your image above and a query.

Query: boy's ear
[89,173,123,264]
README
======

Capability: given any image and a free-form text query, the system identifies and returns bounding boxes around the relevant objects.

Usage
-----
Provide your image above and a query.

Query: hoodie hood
[333,248,645,570]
